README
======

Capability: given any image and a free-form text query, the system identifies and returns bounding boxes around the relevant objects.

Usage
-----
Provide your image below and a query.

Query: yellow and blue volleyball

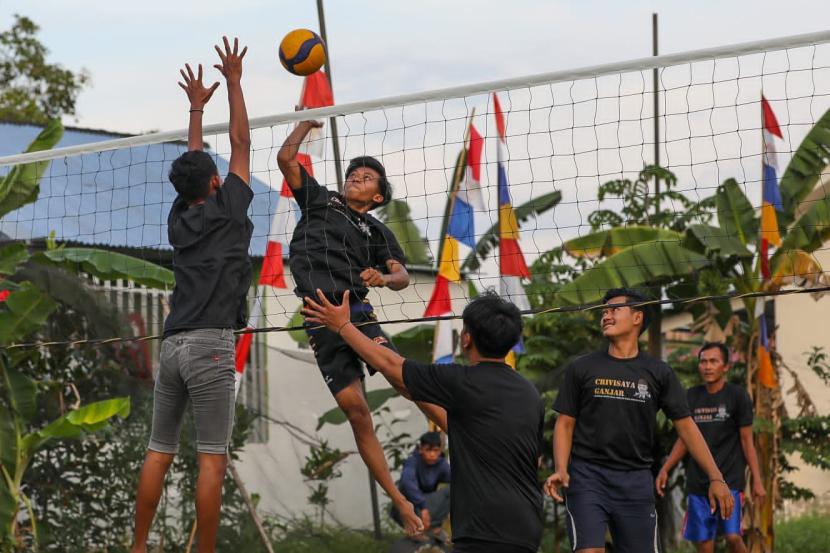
[279,29,326,76]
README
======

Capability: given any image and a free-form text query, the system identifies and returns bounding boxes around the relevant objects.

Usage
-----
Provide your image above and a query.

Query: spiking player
[277,120,445,537]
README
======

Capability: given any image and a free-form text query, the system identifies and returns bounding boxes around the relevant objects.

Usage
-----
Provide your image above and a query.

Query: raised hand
[214,36,247,83]
[177,63,219,110]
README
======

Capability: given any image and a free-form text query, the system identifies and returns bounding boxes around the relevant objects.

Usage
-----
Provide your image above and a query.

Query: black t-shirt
[553,350,690,471]
[288,165,406,300]
[164,173,253,335]
[403,360,544,551]
[684,383,754,495]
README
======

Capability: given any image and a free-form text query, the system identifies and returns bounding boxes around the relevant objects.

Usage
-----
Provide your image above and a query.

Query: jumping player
[304,290,545,553]
[545,288,734,553]
[277,120,436,536]
[131,37,251,553]
[656,342,764,553]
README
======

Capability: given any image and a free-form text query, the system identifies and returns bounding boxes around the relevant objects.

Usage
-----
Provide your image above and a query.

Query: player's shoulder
[725,381,751,400]
[686,384,706,398]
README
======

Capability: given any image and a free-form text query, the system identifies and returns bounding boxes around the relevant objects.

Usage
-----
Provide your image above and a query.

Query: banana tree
[555,107,830,553]
[0,121,175,548]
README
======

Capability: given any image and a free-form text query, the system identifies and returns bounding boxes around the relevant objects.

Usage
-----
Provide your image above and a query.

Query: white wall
[774,248,830,511]
[235,269,467,526]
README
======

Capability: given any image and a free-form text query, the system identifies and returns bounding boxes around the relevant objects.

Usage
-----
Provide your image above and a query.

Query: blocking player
[656,342,764,553]
[277,120,440,536]
[544,288,734,553]
[304,290,545,553]
[132,37,251,553]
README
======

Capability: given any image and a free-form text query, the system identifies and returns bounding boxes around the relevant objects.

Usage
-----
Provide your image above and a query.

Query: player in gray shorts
[131,36,252,553]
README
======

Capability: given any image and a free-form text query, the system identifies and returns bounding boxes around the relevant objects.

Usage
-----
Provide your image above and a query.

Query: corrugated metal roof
[0,122,281,255]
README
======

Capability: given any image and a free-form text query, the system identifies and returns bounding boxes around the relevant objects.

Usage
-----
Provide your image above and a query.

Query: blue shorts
[564,458,660,553]
[682,490,743,542]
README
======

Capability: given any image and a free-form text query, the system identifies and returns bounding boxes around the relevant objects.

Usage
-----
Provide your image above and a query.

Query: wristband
[710,478,727,486]
[337,321,351,335]
[189,108,204,113]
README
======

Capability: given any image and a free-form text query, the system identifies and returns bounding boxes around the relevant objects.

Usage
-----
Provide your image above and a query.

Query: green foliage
[316,387,399,430]
[771,515,830,553]
[376,199,432,265]
[0,282,57,345]
[0,119,64,218]
[587,165,714,232]
[271,519,397,553]
[35,247,174,290]
[715,178,758,246]
[557,241,710,305]
[0,15,89,124]
[779,106,830,221]
[461,190,562,272]
[0,244,29,276]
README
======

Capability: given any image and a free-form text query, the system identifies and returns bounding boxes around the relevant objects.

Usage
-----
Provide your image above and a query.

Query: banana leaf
[0,119,64,218]
[0,282,57,345]
[558,241,710,305]
[376,199,432,265]
[316,387,399,430]
[779,107,830,224]
[564,226,682,259]
[0,243,29,276]
[461,190,562,272]
[35,247,174,289]
[683,224,752,258]
[716,179,758,247]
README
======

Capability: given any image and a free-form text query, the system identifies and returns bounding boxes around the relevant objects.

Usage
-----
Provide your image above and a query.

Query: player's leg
[606,466,661,553]
[682,493,718,553]
[185,328,237,553]
[132,338,188,553]
[720,490,746,553]
[334,379,421,533]
[564,460,610,553]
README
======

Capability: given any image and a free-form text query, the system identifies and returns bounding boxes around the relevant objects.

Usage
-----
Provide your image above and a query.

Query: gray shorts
[149,328,236,455]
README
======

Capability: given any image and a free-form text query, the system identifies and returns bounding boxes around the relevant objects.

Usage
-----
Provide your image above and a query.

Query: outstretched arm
[674,417,734,519]
[277,119,323,190]
[177,63,219,151]
[214,36,250,184]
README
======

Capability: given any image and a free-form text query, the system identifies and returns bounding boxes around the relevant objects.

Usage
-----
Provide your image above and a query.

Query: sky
[3,0,830,134]
[2,0,830,295]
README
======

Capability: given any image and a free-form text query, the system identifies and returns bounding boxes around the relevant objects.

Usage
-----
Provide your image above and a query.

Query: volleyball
[279,29,326,76]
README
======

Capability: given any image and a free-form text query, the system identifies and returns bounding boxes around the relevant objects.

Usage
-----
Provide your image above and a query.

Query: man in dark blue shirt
[393,432,451,537]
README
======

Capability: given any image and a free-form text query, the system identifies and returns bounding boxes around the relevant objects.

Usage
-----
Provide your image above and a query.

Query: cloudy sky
[3,0,829,134]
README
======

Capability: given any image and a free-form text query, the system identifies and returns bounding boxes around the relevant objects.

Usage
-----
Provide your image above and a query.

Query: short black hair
[601,287,652,335]
[419,431,442,447]
[461,291,523,359]
[345,155,391,208]
[169,150,218,202]
[699,342,730,364]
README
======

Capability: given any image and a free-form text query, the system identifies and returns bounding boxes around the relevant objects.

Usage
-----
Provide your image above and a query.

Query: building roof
[0,121,282,255]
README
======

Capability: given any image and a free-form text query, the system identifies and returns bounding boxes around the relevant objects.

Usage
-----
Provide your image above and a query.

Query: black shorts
[564,458,660,553]
[453,539,534,553]
[305,300,397,396]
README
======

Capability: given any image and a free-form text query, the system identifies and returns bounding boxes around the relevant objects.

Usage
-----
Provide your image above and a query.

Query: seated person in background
[392,431,451,538]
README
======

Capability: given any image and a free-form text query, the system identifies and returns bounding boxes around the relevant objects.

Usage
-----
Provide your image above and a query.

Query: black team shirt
[289,165,405,301]
[554,350,690,470]
[403,360,545,552]
[684,383,754,495]
[164,173,253,335]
